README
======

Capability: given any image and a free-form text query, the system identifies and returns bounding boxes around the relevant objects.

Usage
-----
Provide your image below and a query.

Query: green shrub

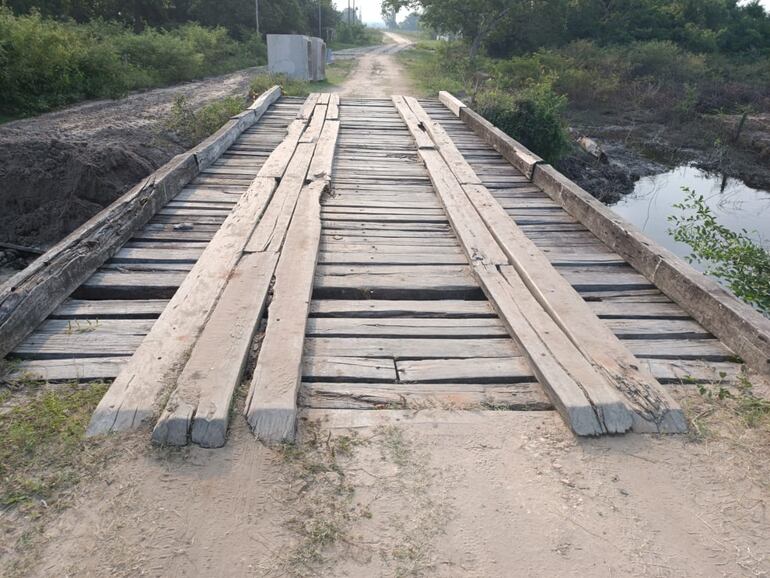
[249,74,311,98]
[165,95,246,147]
[668,188,770,316]
[475,80,569,163]
[0,8,265,117]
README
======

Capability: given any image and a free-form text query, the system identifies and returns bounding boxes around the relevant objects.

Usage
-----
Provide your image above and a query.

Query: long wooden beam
[245,99,340,443]
[0,86,282,362]
[85,90,305,437]
[394,95,633,436]
[440,91,770,378]
[414,96,685,433]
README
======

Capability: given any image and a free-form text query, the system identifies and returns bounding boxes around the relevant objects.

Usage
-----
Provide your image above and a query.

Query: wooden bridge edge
[0,86,283,361]
[439,91,770,377]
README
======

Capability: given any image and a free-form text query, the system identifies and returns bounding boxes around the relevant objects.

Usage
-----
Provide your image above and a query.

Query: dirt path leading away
[335,32,414,97]
[23,408,770,577]
[0,67,261,255]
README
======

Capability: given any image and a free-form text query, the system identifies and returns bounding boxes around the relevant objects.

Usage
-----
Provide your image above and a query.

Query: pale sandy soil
[21,406,770,577]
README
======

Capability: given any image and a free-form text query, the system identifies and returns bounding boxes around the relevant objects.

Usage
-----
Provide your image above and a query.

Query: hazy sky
[340,0,770,25]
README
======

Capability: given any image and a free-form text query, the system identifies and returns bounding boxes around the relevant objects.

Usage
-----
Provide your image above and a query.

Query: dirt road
[335,32,414,97]
[22,403,770,576]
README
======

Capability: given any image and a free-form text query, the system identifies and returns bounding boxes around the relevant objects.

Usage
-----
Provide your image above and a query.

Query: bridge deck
[6,94,746,443]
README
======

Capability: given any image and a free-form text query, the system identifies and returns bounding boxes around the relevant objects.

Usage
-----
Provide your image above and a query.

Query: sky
[340,0,770,25]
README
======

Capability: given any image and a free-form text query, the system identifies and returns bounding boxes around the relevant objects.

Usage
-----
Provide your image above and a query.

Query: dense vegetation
[0,0,374,117]
[393,0,770,161]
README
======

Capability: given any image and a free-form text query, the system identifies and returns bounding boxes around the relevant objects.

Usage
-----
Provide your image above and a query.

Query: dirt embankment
[559,108,770,203]
[0,67,260,254]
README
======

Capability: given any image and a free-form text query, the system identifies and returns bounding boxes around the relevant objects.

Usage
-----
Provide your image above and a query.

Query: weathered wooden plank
[305,337,518,360]
[308,120,340,182]
[151,252,278,447]
[10,357,127,381]
[397,357,532,384]
[438,91,466,117]
[0,153,197,359]
[476,263,630,436]
[245,142,316,253]
[299,382,551,410]
[192,85,280,171]
[306,317,507,338]
[51,299,168,319]
[426,98,687,433]
[303,356,397,382]
[318,251,466,265]
[532,163,770,376]
[309,299,496,318]
[245,182,326,442]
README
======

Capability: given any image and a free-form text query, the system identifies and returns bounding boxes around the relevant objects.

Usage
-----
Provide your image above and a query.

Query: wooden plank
[532,163,770,377]
[245,181,326,442]
[151,252,278,447]
[423,98,687,433]
[327,94,340,120]
[438,91,466,117]
[394,96,507,266]
[303,356,397,382]
[308,120,340,182]
[300,382,551,411]
[397,357,532,384]
[476,263,630,436]
[392,96,435,149]
[245,142,316,253]
[10,357,127,381]
[309,299,495,318]
[306,317,507,338]
[305,337,518,360]
[299,104,327,144]
[51,299,168,319]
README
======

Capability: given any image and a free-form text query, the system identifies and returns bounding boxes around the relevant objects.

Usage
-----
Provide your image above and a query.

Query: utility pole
[347,0,351,25]
[318,0,322,38]
[255,0,259,36]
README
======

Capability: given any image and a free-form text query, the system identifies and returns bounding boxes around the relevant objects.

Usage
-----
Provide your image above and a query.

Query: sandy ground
[20,406,770,577]
[335,32,414,98]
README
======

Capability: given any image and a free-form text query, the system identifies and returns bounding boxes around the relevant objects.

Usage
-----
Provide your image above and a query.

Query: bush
[668,188,770,316]
[333,22,381,48]
[0,8,265,117]
[165,95,246,147]
[249,74,311,98]
[475,80,569,163]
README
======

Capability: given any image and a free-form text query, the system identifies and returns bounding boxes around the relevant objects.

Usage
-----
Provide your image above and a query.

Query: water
[609,165,770,272]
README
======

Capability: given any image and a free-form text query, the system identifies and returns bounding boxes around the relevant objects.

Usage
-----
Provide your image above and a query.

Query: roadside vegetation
[0,0,376,118]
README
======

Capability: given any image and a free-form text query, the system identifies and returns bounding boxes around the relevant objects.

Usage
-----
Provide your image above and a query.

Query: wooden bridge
[2,87,768,447]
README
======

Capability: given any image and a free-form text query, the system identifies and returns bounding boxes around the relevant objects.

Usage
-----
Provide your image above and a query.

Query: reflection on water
[609,165,770,273]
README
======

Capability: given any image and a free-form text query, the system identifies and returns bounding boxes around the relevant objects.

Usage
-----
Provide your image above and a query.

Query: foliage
[668,188,770,316]
[0,380,109,509]
[332,21,381,49]
[474,80,569,163]
[0,8,265,116]
[165,95,246,147]
[384,0,770,59]
[249,74,311,98]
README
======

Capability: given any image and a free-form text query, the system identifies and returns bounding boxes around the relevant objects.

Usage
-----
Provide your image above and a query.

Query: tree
[400,12,421,31]
[382,6,398,29]
[381,0,519,59]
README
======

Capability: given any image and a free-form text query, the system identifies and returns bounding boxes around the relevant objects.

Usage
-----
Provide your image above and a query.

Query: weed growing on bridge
[165,95,245,147]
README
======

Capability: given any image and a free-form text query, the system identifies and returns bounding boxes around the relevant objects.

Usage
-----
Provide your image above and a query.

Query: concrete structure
[267,34,326,81]
[309,37,326,81]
